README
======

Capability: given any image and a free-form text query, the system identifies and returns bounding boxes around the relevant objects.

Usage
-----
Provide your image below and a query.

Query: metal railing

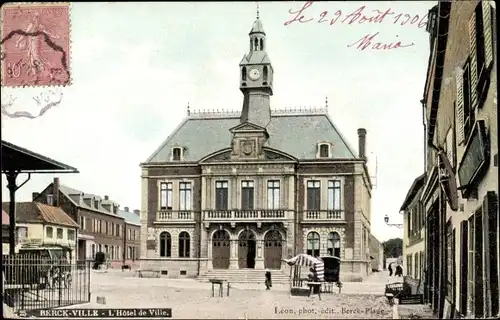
[203,210,288,220]
[2,255,91,312]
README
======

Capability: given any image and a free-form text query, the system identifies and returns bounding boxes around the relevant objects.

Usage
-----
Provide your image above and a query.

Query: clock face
[249,68,260,80]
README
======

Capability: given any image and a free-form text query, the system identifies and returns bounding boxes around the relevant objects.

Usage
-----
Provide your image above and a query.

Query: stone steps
[198,269,291,284]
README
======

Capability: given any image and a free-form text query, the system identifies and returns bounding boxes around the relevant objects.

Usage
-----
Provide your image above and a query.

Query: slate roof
[146,111,358,163]
[399,173,426,211]
[58,185,122,217]
[117,209,140,226]
[1,202,79,228]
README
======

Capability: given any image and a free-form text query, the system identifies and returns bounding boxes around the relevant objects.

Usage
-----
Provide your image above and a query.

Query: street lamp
[384,215,403,228]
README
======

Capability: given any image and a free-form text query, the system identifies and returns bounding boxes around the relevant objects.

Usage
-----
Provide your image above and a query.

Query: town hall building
[139,13,374,281]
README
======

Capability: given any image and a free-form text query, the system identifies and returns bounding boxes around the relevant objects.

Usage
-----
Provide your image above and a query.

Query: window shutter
[446,129,453,165]
[468,13,478,107]
[482,2,493,69]
[455,72,465,144]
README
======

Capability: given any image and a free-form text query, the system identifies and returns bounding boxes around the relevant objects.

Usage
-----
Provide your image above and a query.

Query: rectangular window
[215,181,229,210]
[160,182,173,210]
[79,216,85,230]
[307,181,321,210]
[128,229,131,241]
[94,199,99,208]
[446,222,453,299]
[179,182,192,210]
[327,180,341,210]
[241,180,254,210]
[46,226,53,238]
[468,216,475,315]
[463,62,475,140]
[91,244,96,259]
[67,229,75,241]
[474,210,484,318]
[56,228,63,239]
[267,180,280,209]
[475,4,486,78]
[46,194,54,206]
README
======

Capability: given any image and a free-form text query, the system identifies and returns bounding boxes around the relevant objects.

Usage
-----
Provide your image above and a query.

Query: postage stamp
[1,3,71,87]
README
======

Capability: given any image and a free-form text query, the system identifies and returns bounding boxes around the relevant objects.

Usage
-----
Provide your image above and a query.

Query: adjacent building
[117,207,141,268]
[35,178,127,263]
[400,174,425,283]
[1,202,79,258]
[369,233,384,272]
[420,1,497,318]
[139,13,373,281]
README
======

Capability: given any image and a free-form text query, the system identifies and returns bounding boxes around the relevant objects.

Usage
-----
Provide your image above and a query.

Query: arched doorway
[238,230,256,269]
[264,230,282,269]
[212,230,230,269]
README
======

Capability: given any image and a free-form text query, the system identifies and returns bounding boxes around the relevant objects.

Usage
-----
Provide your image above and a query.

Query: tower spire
[256,3,259,19]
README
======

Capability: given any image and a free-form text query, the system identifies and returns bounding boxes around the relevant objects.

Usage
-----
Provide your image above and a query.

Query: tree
[383,238,403,258]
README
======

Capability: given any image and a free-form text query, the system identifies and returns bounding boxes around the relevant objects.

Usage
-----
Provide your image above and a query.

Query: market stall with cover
[284,254,324,296]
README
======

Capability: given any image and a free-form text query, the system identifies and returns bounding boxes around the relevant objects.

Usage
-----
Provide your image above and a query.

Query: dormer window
[46,194,54,206]
[94,199,99,208]
[172,147,183,161]
[318,143,331,158]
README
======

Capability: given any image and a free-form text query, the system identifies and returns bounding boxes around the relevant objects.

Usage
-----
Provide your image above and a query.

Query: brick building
[35,178,127,264]
[420,1,497,318]
[139,13,374,281]
[118,207,141,268]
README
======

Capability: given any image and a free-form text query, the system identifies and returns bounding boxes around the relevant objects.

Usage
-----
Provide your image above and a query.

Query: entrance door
[78,240,86,261]
[238,230,256,269]
[264,230,282,269]
[212,230,230,269]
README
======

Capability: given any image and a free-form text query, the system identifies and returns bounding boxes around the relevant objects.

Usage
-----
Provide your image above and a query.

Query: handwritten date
[285,1,428,28]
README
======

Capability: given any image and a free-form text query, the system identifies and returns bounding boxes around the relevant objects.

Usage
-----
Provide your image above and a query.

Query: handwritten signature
[284,1,427,50]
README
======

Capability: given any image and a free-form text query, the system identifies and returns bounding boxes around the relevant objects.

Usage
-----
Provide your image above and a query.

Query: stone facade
[139,14,374,282]
[420,1,498,318]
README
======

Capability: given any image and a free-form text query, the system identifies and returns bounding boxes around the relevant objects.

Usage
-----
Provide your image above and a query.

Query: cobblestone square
[67,270,395,319]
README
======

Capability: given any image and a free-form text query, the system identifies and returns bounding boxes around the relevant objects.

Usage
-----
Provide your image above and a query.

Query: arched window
[159,231,171,257]
[254,38,259,50]
[263,66,268,81]
[179,231,190,258]
[260,38,264,50]
[242,67,247,81]
[327,232,341,258]
[307,232,320,257]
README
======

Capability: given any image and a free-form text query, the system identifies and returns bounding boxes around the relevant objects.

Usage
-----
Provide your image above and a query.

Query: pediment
[199,149,232,163]
[230,122,267,133]
[263,148,296,162]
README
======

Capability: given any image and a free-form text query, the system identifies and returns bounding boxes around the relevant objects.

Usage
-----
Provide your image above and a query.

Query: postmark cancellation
[1,3,71,88]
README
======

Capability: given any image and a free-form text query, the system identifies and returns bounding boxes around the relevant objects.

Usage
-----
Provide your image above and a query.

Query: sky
[1,1,432,242]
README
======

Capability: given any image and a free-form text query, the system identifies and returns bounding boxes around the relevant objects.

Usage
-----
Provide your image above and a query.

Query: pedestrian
[395,264,403,277]
[388,262,393,276]
[265,270,272,290]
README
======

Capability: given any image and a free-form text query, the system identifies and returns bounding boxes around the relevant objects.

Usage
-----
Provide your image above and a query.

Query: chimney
[133,209,140,215]
[357,128,367,161]
[124,207,129,212]
[53,178,60,206]
[32,192,39,201]
[104,195,109,201]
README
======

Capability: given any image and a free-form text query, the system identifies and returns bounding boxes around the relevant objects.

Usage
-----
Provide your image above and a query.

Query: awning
[1,140,79,173]
[284,254,324,281]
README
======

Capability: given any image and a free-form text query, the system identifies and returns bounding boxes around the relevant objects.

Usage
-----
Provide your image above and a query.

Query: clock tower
[239,10,273,128]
